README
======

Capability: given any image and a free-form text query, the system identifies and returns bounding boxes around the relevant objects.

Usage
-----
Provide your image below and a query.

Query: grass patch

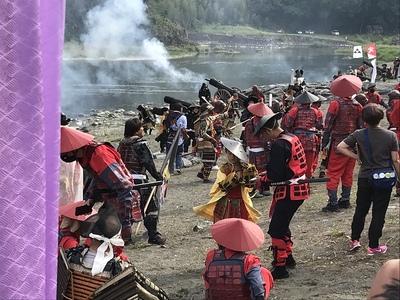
[199,24,269,35]
[166,44,199,58]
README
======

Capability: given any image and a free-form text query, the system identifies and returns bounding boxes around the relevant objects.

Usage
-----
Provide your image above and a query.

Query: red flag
[366,43,377,59]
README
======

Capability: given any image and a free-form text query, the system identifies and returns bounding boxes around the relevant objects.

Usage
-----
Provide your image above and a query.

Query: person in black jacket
[117,118,166,245]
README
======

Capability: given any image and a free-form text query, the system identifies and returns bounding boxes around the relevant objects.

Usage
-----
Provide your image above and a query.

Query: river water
[61,48,361,116]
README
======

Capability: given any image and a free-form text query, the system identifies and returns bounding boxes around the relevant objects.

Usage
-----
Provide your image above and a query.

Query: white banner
[353,46,363,58]
[371,59,377,83]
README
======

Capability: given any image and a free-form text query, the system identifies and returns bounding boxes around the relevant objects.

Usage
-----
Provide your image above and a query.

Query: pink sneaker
[367,245,387,256]
[349,240,361,251]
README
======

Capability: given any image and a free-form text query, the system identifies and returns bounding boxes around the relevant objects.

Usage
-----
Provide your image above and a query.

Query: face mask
[60,152,77,163]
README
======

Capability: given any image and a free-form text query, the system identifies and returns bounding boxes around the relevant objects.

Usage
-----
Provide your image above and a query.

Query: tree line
[65,0,399,42]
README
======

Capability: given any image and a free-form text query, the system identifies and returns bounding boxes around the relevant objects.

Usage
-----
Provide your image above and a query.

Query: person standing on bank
[321,75,363,212]
[60,126,142,245]
[117,118,166,245]
[254,111,310,280]
[337,104,400,255]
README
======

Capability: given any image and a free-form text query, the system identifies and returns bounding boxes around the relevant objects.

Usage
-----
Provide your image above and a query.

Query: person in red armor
[254,111,310,280]
[250,85,265,103]
[357,63,366,77]
[321,80,363,212]
[280,94,295,129]
[240,96,259,145]
[203,218,274,300]
[60,126,142,245]
[283,91,323,178]
[193,137,261,223]
[310,92,327,178]
[117,118,166,245]
[395,76,400,92]
[365,82,388,108]
[244,102,274,197]
[386,90,400,196]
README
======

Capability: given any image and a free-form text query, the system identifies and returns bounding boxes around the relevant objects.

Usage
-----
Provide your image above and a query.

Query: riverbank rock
[69,79,396,145]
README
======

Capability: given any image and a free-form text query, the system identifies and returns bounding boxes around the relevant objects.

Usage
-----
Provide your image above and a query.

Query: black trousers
[268,195,304,239]
[351,177,392,248]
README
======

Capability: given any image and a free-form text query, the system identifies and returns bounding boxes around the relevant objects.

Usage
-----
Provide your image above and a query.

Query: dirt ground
[125,151,399,300]
[78,93,399,300]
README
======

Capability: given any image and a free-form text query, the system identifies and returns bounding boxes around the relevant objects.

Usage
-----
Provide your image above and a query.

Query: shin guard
[271,238,288,267]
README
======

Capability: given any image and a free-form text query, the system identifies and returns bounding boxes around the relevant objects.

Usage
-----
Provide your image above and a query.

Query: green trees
[65,0,399,42]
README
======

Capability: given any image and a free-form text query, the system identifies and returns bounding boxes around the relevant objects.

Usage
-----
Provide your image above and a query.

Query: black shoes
[197,172,204,179]
[338,201,351,209]
[322,203,340,212]
[271,266,289,279]
[285,254,297,268]
[148,234,166,245]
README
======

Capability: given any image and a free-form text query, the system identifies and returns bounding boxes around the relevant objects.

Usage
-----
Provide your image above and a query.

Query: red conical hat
[211,218,265,252]
[330,75,362,97]
[60,126,94,153]
[59,200,97,222]
[248,102,273,117]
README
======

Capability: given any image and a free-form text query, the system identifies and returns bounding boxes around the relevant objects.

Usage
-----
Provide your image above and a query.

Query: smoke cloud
[62,0,203,115]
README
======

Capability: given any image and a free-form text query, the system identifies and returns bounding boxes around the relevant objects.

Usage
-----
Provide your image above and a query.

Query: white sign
[353,46,363,58]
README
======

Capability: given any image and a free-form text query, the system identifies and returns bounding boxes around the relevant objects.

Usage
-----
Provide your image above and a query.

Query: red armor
[80,142,142,242]
[273,134,310,201]
[365,91,381,104]
[329,98,361,137]
[205,250,251,300]
[287,106,317,131]
[244,118,268,172]
[287,106,319,152]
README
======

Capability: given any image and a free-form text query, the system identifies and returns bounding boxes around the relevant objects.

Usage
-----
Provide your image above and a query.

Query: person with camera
[337,104,400,255]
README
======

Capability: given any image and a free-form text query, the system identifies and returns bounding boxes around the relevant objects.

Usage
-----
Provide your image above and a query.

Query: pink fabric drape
[0,1,65,299]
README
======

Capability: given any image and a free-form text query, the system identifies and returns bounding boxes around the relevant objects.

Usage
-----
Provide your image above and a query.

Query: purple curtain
[0,1,65,299]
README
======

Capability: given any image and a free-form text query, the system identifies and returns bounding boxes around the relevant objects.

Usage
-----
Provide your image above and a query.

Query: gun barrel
[207,78,248,102]
[163,96,193,108]
[151,107,165,116]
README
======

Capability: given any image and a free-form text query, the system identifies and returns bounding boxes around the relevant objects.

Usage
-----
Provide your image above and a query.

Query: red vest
[244,118,264,148]
[274,134,310,201]
[292,106,317,131]
[206,250,251,300]
[331,98,360,137]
